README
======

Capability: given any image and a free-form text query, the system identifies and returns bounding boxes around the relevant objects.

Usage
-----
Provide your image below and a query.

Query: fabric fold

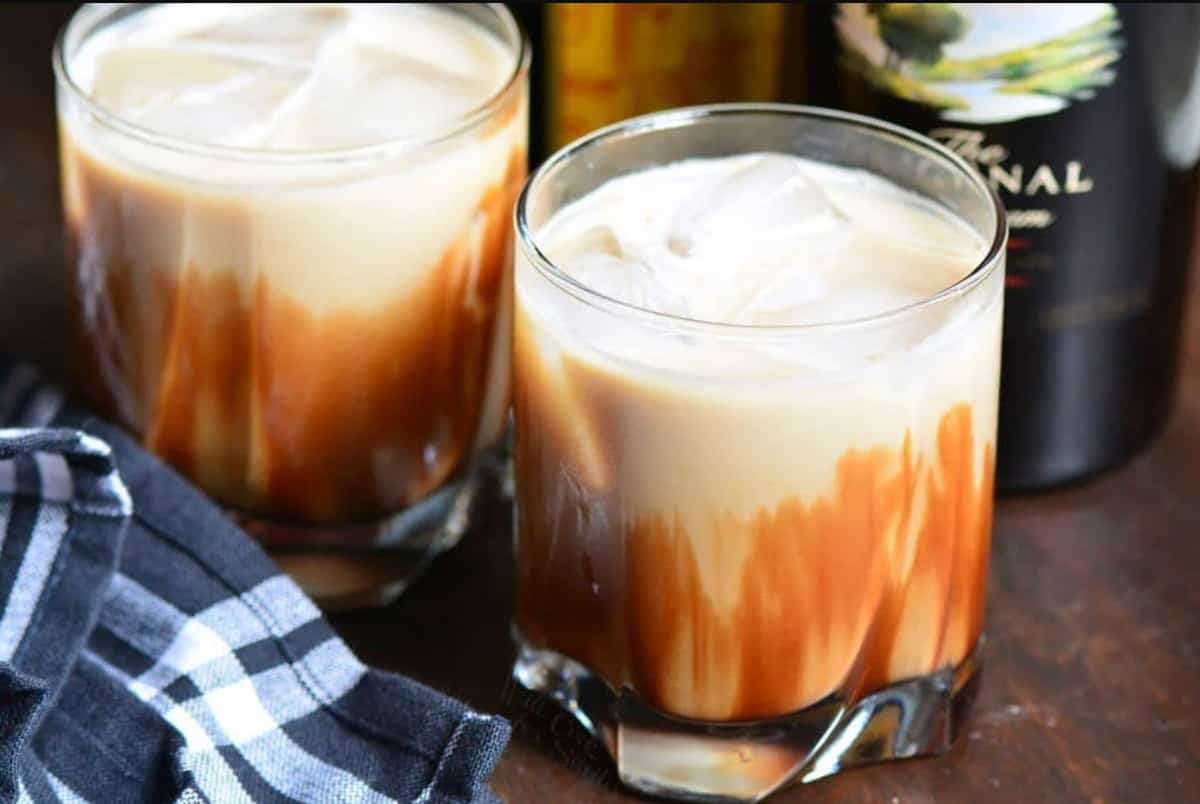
[0,665,48,803]
[0,425,130,798]
[0,361,510,803]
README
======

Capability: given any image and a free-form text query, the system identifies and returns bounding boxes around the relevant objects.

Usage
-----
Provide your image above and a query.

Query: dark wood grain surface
[2,6,1198,803]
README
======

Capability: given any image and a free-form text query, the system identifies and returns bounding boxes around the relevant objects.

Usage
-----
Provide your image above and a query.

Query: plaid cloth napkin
[0,361,510,803]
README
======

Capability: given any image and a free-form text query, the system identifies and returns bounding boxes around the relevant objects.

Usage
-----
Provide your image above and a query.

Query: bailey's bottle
[806,3,1200,489]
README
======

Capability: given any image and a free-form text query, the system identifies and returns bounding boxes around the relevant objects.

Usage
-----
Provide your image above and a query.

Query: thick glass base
[512,632,981,802]
[242,446,506,609]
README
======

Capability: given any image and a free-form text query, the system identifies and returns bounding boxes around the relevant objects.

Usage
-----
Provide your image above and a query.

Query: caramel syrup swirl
[65,145,526,524]
[516,389,994,721]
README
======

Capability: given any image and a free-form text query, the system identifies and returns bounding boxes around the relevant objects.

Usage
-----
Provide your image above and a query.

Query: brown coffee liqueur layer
[516,398,993,722]
[67,148,525,523]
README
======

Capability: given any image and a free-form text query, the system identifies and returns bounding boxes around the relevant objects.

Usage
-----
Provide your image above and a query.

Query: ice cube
[668,154,848,259]
[560,251,691,319]
[553,225,623,261]
[266,39,498,149]
[348,5,509,84]
[659,155,853,323]
[135,68,306,147]
[728,268,833,325]
[89,45,251,114]
[89,44,306,147]
[176,5,350,67]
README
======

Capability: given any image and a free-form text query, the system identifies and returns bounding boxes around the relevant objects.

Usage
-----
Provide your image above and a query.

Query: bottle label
[835,3,1164,339]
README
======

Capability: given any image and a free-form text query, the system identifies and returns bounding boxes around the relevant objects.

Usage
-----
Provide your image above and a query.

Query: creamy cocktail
[55,4,528,603]
[512,106,1005,800]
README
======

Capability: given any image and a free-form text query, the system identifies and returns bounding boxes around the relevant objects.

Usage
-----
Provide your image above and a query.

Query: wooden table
[3,7,1198,802]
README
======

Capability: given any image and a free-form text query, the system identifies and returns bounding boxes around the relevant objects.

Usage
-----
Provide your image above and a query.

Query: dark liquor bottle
[805,3,1200,490]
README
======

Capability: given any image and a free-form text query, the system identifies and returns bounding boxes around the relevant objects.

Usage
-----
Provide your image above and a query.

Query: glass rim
[515,103,1008,335]
[52,2,530,166]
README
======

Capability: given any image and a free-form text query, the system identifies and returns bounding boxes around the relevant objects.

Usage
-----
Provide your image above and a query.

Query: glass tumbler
[54,3,529,607]
[511,104,1006,801]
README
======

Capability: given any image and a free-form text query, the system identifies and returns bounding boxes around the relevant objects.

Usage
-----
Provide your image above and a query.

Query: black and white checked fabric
[0,362,509,803]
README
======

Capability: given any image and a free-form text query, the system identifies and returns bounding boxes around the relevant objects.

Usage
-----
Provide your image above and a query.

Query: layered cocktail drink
[55,4,528,604]
[512,106,1005,800]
